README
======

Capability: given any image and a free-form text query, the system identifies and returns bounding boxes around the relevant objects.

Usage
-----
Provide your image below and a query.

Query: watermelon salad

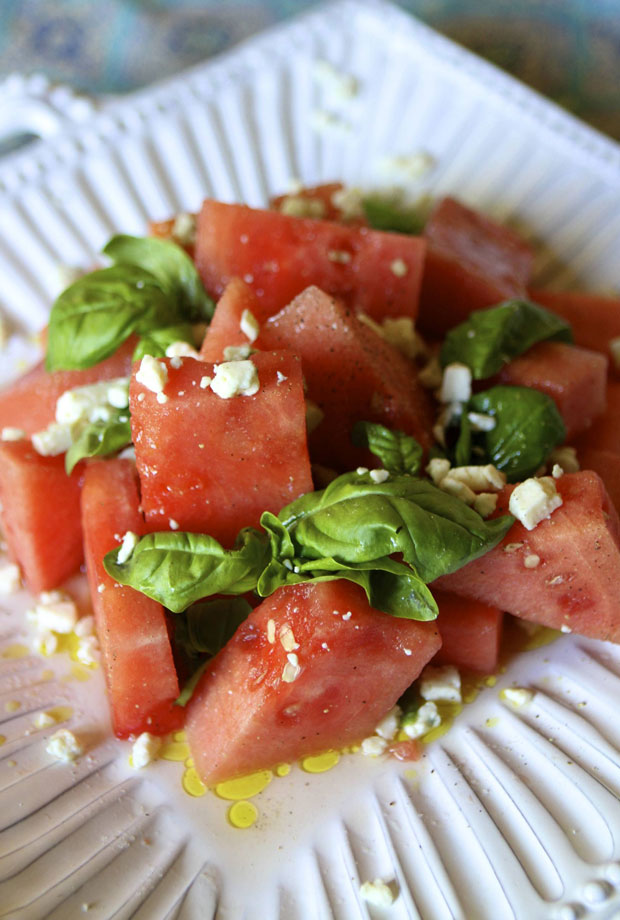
[1,182,620,785]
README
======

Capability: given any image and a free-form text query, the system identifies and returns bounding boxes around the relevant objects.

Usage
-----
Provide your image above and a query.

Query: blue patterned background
[1,0,619,140]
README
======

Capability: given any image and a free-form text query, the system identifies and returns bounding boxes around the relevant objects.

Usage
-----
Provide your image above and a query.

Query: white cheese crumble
[34,591,78,634]
[552,463,564,479]
[210,360,259,398]
[501,687,534,708]
[34,710,56,729]
[0,561,21,594]
[401,701,441,739]
[74,615,95,637]
[374,705,401,740]
[117,530,139,564]
[312,59,359,101]
[445,464,506,492]
[240,309,260,343]
[276,371,288,384]
[282,653,301,683]
[171,212,197,247]
[279,624,299,652]
[131,732,161,769]
[56,377,130,424]
[76,635,99,666]
[31,422,73,456]
[1,426,26,441]
[473,492,498,518]
[419,665,462,703]
[369,468,389,484]
[379,151,436,180]
[439,362,472,404]
[361,735,388,756]
[223,343,252,361]
[508,476,563,531]
[359,878,396,908]
[135,355,168,394]
[390,258,408,277]
[524,554,541,569]
[279,194,326,219]
[46,728,84,762]
[33,631,58,656]
[467,411,496,432]
[165,341,199,359]
[331,185,364,221]
[199,375,212,389]
[426,457,451,485]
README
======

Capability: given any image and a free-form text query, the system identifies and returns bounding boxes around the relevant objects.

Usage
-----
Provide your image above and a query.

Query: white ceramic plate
[2,2,620,917]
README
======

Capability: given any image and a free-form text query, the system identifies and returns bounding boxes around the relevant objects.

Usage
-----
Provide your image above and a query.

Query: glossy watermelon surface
[432,589,503,673]
[186,580,441,784]
[199,277,261,362]
[130,351,313,546]
[81,458,182,737]
[435,471,620,642]
[195,199,426,323]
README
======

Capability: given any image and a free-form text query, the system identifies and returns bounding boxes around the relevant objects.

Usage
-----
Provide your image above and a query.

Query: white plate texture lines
[1,0,620,917]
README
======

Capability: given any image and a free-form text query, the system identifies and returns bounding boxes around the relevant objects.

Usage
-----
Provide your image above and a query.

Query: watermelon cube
[185,580,441,784]
[199,277,261,363]
[0,441,83,593]
[435,471,620,642]
[194,199,426,323]
[258,286,434,471]
[131,351,313,546]
[81,458,182,737]
[531,288,620,367]
[497,341,607,440]
[418,197,534,338]
[578,448,620,515]
[432,589,503,673]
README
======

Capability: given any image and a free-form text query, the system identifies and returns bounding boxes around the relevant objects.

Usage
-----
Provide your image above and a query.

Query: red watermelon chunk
[435,471,620,642]
[578,449,620,515]
[432,589,503,673]
[199,277,261,363]
[497,341,607,440]
[0,336,136,436]
[575,380,620,455]
[81,458,182,737]
[131,351,313,546]
[418,197,534,338]
[185,580,441,784]
[0,441,84,593]
[531,288,620,369]
[258,286,434,471]
[194,199,426,323]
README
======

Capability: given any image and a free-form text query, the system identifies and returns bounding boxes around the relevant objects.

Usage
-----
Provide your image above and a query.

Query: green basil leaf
[175,660,208,708]
[469,385,566,481]
[132,323,196,362]
[46,265,177,371]
[175,597,251,658]
[103,528,269,613]
[362,194,427,234]
[351,421,423,475]
[268,471,513,586]
[65,411,132,473]
[103,235,214,322]
[440,299,573,379]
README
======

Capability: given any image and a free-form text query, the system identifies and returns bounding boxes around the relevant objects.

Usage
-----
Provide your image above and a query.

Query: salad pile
[1,182,619,783]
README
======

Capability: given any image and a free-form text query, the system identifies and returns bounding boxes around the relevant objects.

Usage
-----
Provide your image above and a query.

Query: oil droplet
[160,740,190,762]
[46,705,72,723]
[172,730,187,742]
[275,763,290,777]
[5,700,21,713]
[215,770,272,800]
[301,750,340,774]
[486,716,500,728]
[484,675,497,687]
[1,643,30,659]
[184,756,194,768]
[422,702,463,744]
[228,800,258,829]
[67,663,92,682]
[404,769,417,780]
[182,766,207,797]
[523,626,561,650]
[0,735,6,745]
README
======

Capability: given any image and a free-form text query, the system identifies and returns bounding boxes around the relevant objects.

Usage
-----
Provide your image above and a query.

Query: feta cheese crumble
[374,705,401,740]
[508,476,563,531]
[171,212,197,247]
[135,355,168,394]
[401,701,441,739]
[210,360,259,398]
[34,710,56,729]
[240,309,260,343]
[223,343,252,361]
[501,687,534,708]
[32,422,73,457]
[359,878,396,908]
[360,735,388,756]
[390,258,408,277]
[1,427,26,441]
[46,728,84,762]
[131,732,161,769]
[117,530,139,564]
[419,665,462,703]
[369,468,389,484]
[0,561,21,594]
[439,363,472,404]
[33,591,78,634]
[165,341,199,359]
